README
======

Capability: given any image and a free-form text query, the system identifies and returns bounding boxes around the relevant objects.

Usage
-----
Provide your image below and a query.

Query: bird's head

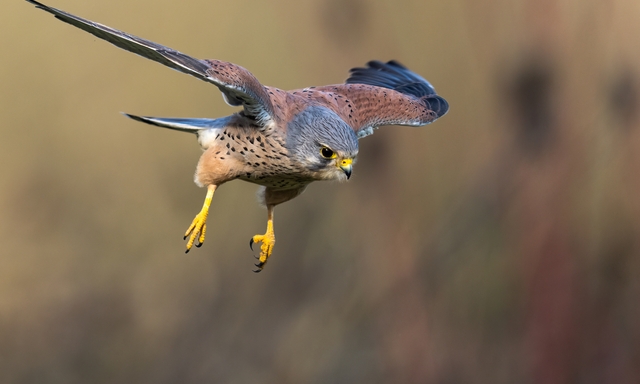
[286,106,359,181]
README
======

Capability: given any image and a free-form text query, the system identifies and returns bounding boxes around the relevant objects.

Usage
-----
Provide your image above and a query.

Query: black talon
[249,238,254,250]
[185,249,190,254]
[195,242,203,248]
[253,268,262,273]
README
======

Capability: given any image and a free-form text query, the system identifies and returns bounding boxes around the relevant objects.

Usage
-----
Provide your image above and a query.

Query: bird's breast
[197,126,315,190]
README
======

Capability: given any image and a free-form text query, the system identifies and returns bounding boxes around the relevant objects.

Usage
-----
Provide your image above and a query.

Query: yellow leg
[184,184,216,253]
[250,205,275,272]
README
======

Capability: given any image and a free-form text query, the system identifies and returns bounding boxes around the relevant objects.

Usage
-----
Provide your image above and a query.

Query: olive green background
[2,0,640,382]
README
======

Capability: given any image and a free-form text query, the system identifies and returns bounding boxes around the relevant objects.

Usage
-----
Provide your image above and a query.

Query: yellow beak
[339,158,353,179]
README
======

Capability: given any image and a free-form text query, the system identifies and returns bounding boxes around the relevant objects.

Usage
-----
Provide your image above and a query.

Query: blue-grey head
[286,106,359,181]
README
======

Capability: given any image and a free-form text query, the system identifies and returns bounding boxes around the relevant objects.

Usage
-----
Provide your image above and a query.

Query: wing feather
[306,61,449,137]
[310,60,448,138]
[27,0,274,125]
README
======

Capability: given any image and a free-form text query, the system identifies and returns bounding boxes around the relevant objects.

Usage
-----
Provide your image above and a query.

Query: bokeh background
[2,0,640,382]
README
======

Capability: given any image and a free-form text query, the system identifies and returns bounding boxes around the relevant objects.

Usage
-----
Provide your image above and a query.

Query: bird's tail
[123,113,229,133]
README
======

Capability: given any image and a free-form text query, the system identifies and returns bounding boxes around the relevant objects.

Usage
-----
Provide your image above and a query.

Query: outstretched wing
[27,0,274,125]
[313,60,448,138]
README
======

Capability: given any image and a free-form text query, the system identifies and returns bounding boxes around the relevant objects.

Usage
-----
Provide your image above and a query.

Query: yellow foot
[184,185,216,253]
[250,226,275,273]
[184,213,207,253]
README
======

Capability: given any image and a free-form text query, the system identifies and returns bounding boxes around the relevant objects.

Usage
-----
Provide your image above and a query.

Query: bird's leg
[250,205,276,272]
[184,184,217,252]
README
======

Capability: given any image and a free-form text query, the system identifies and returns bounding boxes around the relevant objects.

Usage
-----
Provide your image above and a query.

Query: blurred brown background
[2,0,640,382]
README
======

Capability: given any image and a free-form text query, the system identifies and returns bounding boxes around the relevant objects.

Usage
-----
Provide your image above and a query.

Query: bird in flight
[27,0,449,272]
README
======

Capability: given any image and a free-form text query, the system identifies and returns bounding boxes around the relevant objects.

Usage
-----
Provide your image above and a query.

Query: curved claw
[249,238,254,250]
[253,261,265,273]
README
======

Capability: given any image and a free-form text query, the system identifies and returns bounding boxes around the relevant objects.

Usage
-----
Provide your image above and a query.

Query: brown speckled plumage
[28,0,448,271]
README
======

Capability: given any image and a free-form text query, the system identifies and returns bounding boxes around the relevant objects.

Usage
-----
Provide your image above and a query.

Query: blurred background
[2,0,639,382]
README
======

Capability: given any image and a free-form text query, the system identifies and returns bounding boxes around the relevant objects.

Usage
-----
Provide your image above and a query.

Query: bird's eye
[320,147,336,159]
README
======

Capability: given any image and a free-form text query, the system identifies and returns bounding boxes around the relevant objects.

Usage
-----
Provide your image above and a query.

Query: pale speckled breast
[205,125,315,191]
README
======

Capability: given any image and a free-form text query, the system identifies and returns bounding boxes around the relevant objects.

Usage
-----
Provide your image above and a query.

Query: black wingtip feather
[26,0,44,7]
[346,60,438,98]
[423,95,449,118]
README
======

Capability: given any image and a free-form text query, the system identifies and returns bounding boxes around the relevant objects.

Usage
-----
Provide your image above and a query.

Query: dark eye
[320,147,335,159]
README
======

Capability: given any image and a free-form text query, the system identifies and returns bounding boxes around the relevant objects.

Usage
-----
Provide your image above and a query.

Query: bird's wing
[311,60,449,138]
[122,114,231,133]
[27,0,275,126]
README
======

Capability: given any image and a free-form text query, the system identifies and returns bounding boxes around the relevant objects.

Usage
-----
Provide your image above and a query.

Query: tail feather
[123,113,229,133]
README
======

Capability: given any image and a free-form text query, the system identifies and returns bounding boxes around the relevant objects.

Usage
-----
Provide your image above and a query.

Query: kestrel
[28,0,449,271]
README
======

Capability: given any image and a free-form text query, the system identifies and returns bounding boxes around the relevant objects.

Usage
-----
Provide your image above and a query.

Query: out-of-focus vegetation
[2,0,639,382]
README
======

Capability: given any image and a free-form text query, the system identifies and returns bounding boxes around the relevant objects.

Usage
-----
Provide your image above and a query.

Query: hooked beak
[339,158,353,179]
